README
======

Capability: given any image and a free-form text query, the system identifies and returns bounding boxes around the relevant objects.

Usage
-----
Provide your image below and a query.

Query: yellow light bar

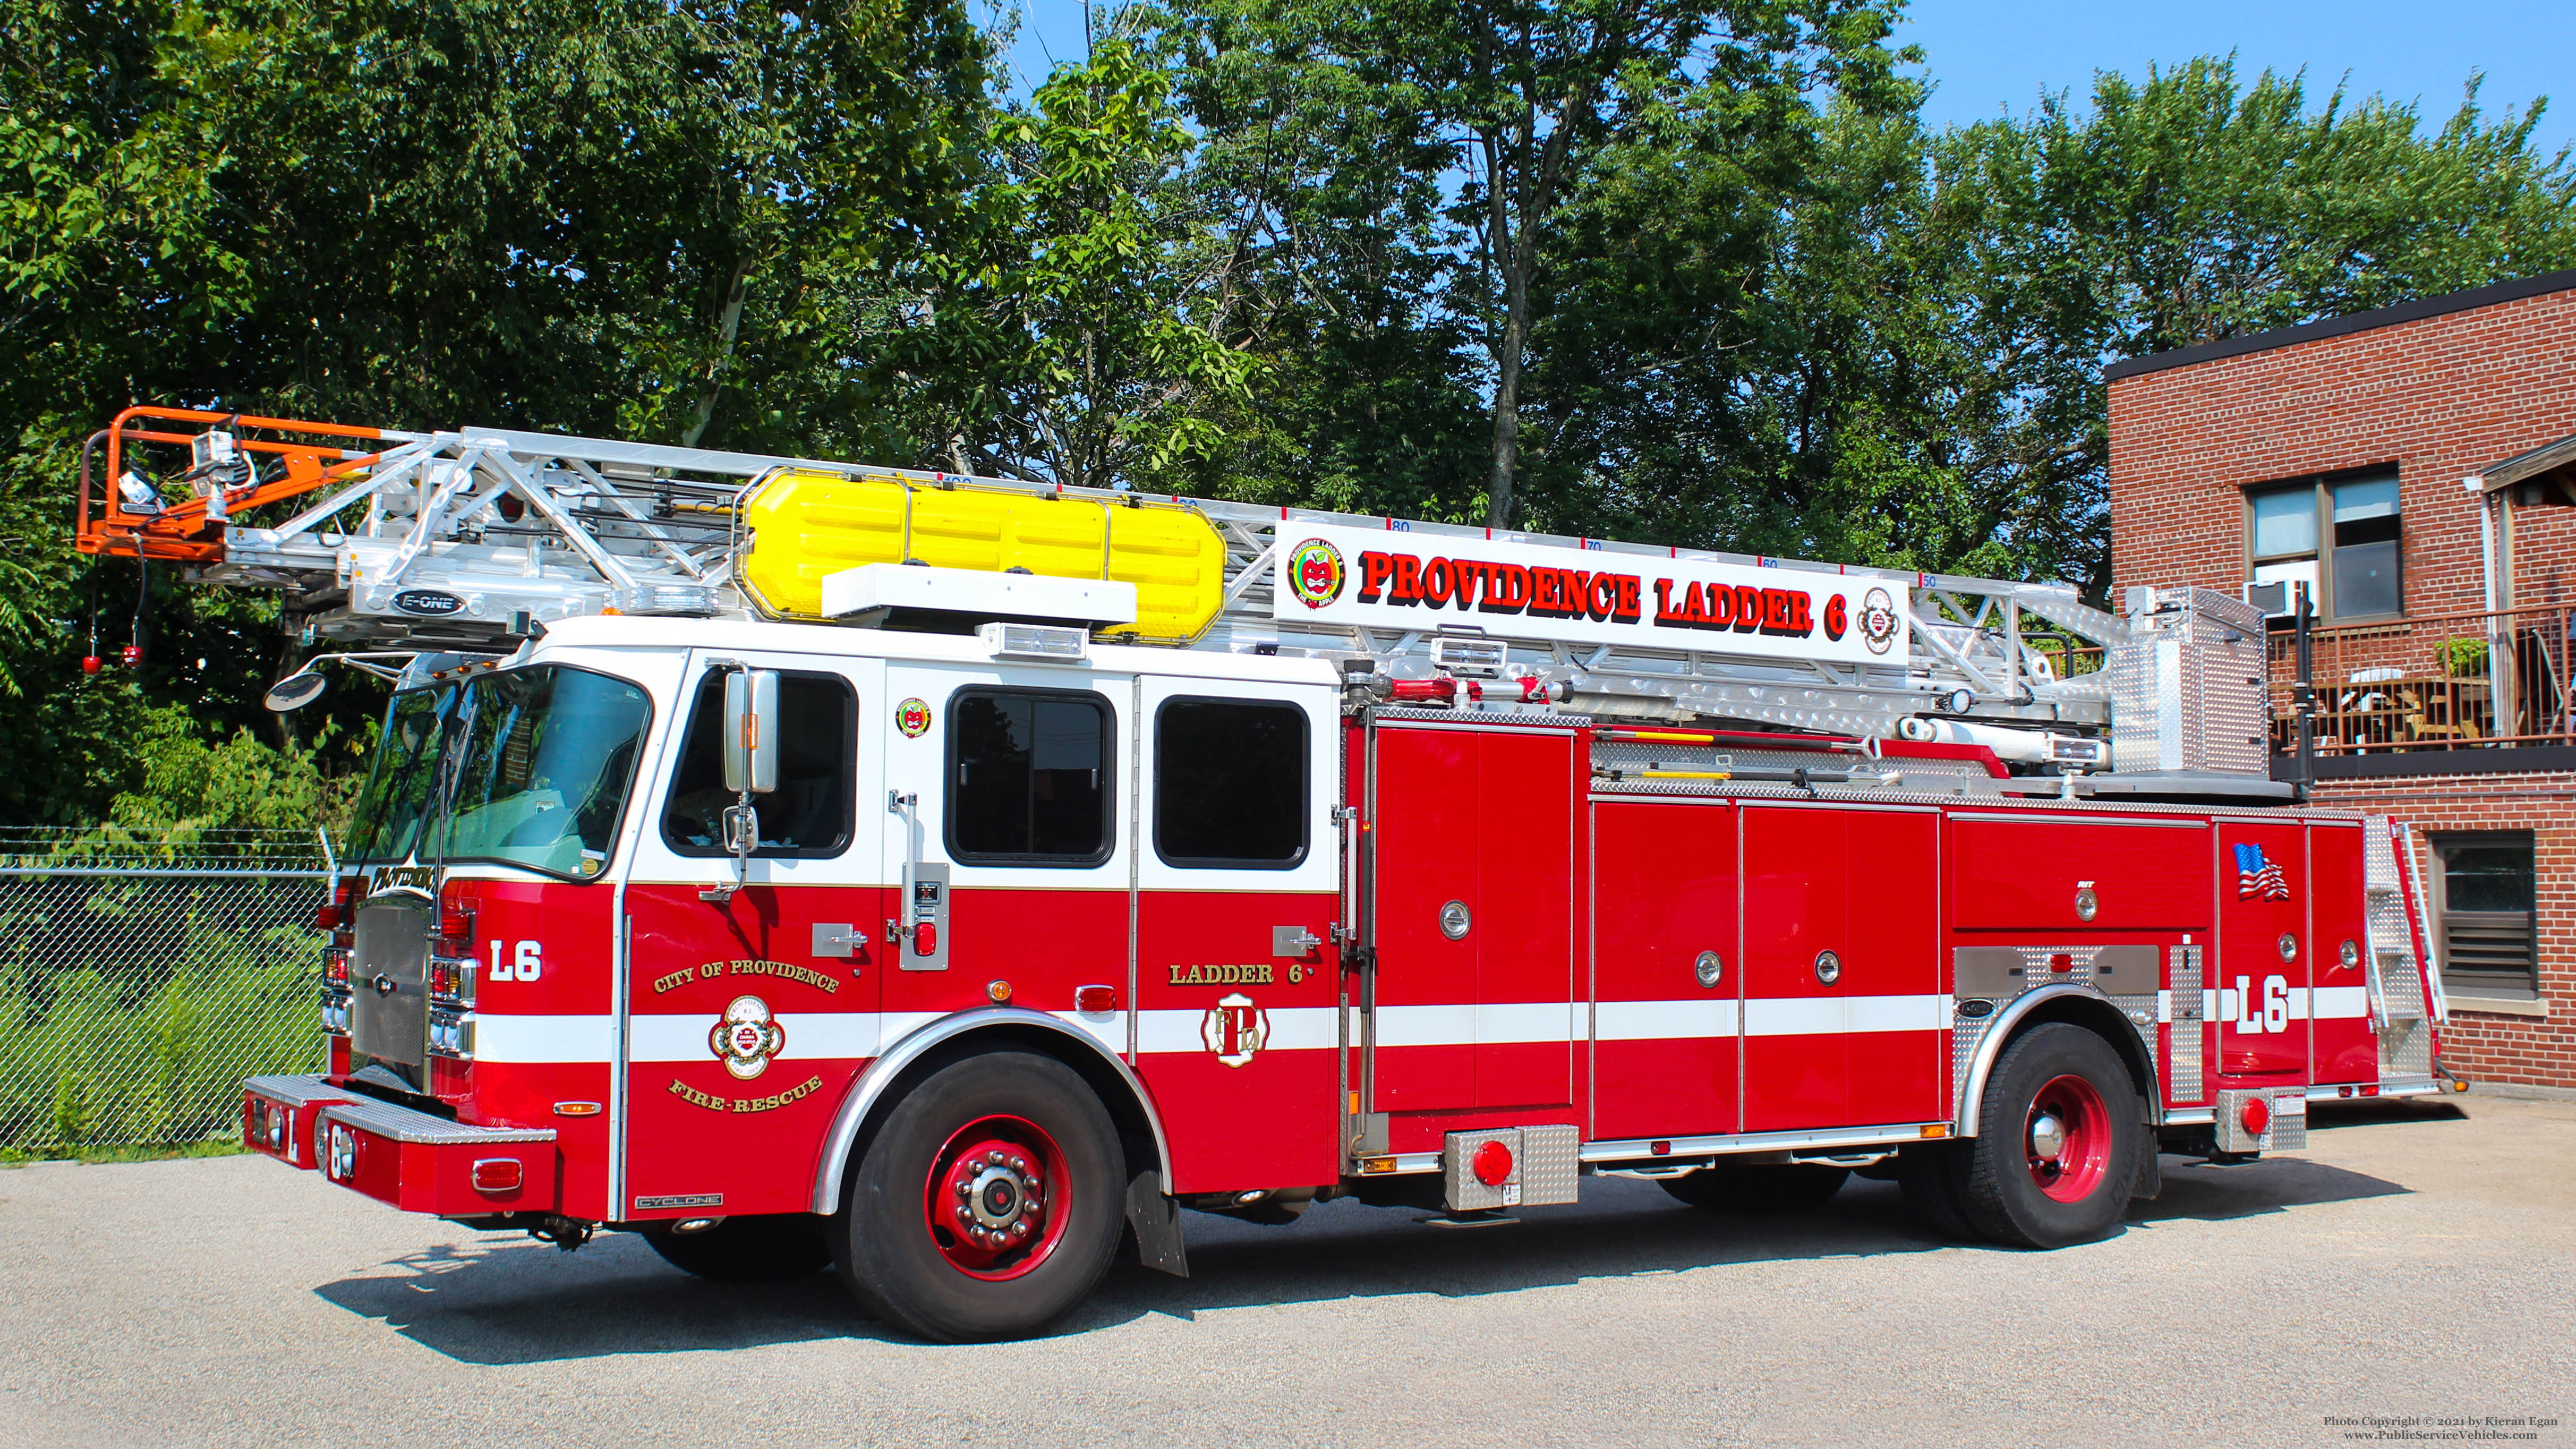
[736,469,1227,639]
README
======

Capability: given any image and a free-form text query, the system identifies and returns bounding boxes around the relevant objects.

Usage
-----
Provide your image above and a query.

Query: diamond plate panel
[1517,1124,1581,1206]
[2383,1018,2434,1078]
[2110,587,2267,774]
[2168,944,2205,1105]
[1444,1129,1519,1211]
[2106,994,2159,1069]
[2214,1087,2307,1153]
[1951,1010,1995,1112]
[2359,816,2435,1088]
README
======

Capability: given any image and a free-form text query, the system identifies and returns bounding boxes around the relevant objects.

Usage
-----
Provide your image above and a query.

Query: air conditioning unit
[2239,576,2310,621]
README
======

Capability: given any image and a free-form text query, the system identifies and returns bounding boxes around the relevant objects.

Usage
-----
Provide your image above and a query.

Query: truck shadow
[312,1158,2409,1365]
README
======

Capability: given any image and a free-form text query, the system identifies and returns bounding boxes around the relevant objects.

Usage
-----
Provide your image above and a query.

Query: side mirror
[265,672,328,712]
[722,669,779,795]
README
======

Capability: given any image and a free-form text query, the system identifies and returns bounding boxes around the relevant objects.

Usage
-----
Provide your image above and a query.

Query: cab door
[1132,673,1341,1192]
[876,656,1134,1070]
[620,649,884,1220]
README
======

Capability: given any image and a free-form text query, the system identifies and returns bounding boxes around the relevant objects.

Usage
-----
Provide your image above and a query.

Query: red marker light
[2241,1096,2272,1139]
[1473,1139,1514,1187]
[913,923,937,957]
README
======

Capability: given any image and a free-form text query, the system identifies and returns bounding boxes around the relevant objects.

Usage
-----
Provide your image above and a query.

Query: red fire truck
[75,408,2458,1341]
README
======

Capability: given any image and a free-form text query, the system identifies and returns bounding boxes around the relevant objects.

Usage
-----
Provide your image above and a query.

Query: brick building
[2106,268,2576,1092]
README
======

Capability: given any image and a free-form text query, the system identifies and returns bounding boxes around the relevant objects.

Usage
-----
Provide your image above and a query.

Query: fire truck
[77,407,2458,1342]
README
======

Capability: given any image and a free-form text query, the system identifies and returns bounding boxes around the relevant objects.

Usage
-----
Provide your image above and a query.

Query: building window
[1154,698,1309,869]
[2431,831,2537,1000]
[947,688,1114,865]
[662,669,856,857]
[2246,470,2403,620]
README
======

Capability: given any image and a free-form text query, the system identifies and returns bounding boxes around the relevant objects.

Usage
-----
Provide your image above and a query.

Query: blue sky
[988,0,2571,156]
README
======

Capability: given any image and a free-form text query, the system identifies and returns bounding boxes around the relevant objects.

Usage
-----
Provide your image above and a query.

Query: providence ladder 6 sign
[1270,522,1908,667]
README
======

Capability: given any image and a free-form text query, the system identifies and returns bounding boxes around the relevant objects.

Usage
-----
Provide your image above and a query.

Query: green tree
[874,37,1260,491]
[0,0,992,823]
[1533,54,2576,593]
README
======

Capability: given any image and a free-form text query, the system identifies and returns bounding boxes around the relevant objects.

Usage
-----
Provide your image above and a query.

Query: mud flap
[2131,1118,2162,1200]
[1125,1169,1189,1278]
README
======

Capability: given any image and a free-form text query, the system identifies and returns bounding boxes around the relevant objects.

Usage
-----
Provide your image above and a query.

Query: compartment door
[2214,819,2311,1083]
[1743,806,1943,1131]
[2308,822,2376,1084]
[1592,799,1738,1139]
[1367,721,1578,1116]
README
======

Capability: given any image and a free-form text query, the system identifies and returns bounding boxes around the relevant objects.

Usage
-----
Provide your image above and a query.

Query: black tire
[1895,1140,1976,1241]
[1956,1023,2143,1249]
[836,1050,1124,1342]
[1658,1162,1848,1213]
[643,1214,832,1283]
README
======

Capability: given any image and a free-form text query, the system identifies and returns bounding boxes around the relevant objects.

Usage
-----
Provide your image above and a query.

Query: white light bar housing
[979,622,1089,662]
[1430,635,1507,677]
[821,562,1137,627]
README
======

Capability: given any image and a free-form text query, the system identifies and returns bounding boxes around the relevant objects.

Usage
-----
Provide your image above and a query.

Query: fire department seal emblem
[1859,586,1900,655]
[895,697,933,738]
[710,995,786,1080]
[1284,538,1345,610]
[1201,992,1269,1068]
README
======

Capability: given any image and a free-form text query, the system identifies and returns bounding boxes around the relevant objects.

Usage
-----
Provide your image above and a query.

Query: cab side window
[948,689,1113,865]
[1155,697,1308,868]
[662,670,856,856]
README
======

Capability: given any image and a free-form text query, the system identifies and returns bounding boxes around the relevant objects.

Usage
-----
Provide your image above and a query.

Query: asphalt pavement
[3,1095,2570,1448]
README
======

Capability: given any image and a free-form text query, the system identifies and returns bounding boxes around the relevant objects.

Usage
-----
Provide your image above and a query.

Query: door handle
[1273,926,1323,957]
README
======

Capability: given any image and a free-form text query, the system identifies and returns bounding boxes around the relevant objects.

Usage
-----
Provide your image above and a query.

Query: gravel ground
[2,1095,2569,1449]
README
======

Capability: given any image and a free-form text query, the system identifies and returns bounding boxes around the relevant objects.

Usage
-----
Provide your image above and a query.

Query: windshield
[345,686,463,864]
[439,666,652,879]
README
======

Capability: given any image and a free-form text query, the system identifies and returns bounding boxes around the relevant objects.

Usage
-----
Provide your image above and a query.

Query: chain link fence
[1,828,334,1152]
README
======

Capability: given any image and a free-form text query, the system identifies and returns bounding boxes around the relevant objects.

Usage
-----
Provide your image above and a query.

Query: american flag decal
[2234,843,2291,901]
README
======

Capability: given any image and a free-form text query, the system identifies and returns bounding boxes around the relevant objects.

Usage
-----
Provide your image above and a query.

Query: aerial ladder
[78,404,2280,799]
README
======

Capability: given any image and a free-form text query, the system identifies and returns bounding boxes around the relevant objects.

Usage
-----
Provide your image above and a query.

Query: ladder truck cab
[79,408,2460,1342]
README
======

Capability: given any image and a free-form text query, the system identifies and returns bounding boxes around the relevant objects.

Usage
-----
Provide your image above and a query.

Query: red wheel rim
[923,1114,1070,1281]
[2024,1073,2111,1203]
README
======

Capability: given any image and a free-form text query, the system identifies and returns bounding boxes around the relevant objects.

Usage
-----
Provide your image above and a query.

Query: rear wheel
[1955,1023,2143,1248]
[1659,1162,1848,1213]
[836,1050,1123,1342]
[642,1215,831,1282]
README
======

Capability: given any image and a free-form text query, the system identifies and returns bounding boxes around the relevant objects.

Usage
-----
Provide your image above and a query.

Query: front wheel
[837,1050,1124,1342]
[1955,1022,2143,1249]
